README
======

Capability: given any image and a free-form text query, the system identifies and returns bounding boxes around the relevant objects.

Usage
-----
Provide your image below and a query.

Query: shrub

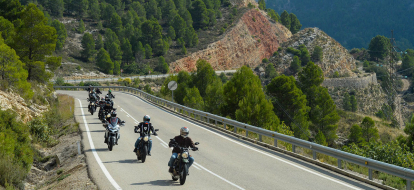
[55,76,65,86]
[262,58,269,63]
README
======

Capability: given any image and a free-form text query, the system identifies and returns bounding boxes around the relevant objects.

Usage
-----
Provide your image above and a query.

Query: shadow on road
[88,130,105,133]
[103,159,138,164]
[84,148,108,152]
[131,180,180,186]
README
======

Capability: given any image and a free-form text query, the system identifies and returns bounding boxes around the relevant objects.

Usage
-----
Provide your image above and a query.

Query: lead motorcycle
[88,101,96,115]
[104,117,125,151]
[135,128,159,163]
[169,139,199,185]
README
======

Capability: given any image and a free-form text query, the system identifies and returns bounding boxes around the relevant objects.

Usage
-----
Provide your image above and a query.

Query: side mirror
[155,129,159,131]
[195,142,199,145]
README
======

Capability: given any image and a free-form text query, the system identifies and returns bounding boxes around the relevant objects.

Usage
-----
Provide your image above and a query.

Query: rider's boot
[148,151,151,156]
[133,148,137,152]
[169,167,173,173]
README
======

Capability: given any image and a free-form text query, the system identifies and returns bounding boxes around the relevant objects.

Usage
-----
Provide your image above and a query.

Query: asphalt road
[57,90,380,190]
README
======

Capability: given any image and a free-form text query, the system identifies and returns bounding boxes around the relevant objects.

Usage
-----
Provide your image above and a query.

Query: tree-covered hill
[267,0,414,50]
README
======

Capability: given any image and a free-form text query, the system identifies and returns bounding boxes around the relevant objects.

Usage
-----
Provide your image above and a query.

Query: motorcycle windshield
[110,118,119,128]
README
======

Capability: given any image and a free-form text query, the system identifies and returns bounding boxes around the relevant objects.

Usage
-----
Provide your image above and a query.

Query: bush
[262,58,269,63]
[286,47,301,56]
[82,81,101,86]
[55,76,65,86]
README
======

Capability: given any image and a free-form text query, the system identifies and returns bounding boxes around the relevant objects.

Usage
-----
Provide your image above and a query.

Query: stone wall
[322,73,377,89]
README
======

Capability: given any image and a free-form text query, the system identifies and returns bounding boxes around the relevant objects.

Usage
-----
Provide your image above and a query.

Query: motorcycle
[135,129,159,163]
[169,139,199,185]
[108,93,115,99]
[98,104,105,120]
[104,117,125,151]
[88,101,96,115]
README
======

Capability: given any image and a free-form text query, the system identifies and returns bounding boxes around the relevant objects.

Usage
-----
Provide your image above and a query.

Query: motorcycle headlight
[92,103,94,105]
[182,152,188,159]
[143,136,149,142]
[107,114,111,118]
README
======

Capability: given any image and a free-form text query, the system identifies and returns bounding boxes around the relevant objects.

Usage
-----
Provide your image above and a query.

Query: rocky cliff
[169,9,292,73]
[230,0,258,7]
[271,28,357,77]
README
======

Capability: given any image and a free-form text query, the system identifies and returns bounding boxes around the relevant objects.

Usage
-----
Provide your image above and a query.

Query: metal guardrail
[55,85,414,189]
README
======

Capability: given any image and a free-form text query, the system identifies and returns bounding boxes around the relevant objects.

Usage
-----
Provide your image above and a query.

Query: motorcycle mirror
[195,142,199,145]
[155,129,159,131]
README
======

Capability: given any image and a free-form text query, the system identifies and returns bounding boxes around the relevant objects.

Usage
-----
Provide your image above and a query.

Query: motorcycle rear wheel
[180,165,188,185]
[141,146,147,163]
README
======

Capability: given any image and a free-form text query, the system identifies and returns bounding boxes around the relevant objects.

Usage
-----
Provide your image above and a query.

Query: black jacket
[134,122,155,137]
[169,135,195,154]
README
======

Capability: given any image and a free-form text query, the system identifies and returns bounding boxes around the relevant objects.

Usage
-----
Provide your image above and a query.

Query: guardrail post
[313,151,316,160]
[368,169,373,180]
[258,135,262,142]
[207,117,210,124]
[245,130,248,137]
[337,159,342,169]
[274,139,278,147]
[223,123,226,130]
[407,180,411,190]
[292,145,296,153]
[234,126,237,133]
[215,120,217,127]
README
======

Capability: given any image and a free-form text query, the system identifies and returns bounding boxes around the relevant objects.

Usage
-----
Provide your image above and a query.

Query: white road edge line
[122,106,244,190]
[160,143,168,148]
[193,165,202,170]
[125,92,363,190]
[77,99,122,190]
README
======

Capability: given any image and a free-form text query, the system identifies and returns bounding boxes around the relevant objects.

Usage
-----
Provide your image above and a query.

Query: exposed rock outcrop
[169,9,292,73]
[272,28,357,77]
[230,0,258,7]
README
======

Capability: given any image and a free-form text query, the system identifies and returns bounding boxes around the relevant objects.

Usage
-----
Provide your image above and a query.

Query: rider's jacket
[169,136,195,154]
[134,122,155,137]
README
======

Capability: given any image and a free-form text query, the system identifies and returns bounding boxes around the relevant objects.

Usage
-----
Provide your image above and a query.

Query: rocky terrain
[169,9,292,73]
[230,0,258,7]
[271,28,357,77]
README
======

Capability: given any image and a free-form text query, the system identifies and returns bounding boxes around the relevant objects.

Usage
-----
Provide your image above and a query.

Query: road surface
[57,90,380,190]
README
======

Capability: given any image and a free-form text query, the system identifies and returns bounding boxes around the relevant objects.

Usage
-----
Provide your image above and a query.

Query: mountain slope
[267,0,414,50]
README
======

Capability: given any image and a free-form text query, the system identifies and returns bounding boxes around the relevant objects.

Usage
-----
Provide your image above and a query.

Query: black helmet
[111,111,117,117]
[143,115,150,122]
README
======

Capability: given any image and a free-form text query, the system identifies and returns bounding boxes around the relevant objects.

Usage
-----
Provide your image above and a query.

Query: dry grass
[57,94,75,121]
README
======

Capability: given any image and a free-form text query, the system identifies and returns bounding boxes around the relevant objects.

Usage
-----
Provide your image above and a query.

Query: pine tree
[298,61,324,95]
[182,10,193,28]
[349,124,364,144]
[113,61,121,75]
[265,63,278,79]
[101,4,116,22]
[401,54,414,76]
[144,44,152,59]
[109,13,123,34]
[298,44,310,66]
[258,0,266,10]
[192,59,217,97]
[95,34,103,50]
[343,93,352,111]
[361,117,378,142]
[267,75,310,140]
[208,9,216,26]
[404,114,414,151]
[81,33,95,61]
[368,35,391,61]
[174,71,192,104]
[267,9,280,22]
[97,21,103,31]
[280,10,291,30]
[108,42,122,63]
[104,29,120,49]
[191,0,209,29]
[289,13,302,34]
[51,20,67,51]
[172,15,186,39]
[167,26,176,40]
[184,26,198,47]
[88,0,100,20]
[48,0,64,17]
[183,87,204,110]
[141,19,163,48]
[350,95,358,112]
[155,56,169,73]
[315,130,328,146]
[204,79,224,115]
[219,72,227,83]
[181,44,187,55]
[131,2,146,18]
[0,17,15,45]
[121,38,133,64]
[145,0,159,20]
[73,0,88,17]
[135,41,145,61]
[290,55,301,73]
[311,46,323,63]
[78,19,85,33]
[96,48,114,74]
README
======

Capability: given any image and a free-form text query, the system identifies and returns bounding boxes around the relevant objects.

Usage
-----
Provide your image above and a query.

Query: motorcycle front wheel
[180,165,188,185]
[141,145,147,163]
[108,138,113,151]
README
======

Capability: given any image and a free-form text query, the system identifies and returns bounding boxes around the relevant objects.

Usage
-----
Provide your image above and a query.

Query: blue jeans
[168,153,194,168]
[135,137,152,152]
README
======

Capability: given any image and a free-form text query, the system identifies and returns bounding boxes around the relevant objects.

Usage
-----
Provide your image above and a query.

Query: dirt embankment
[169,9,292,73]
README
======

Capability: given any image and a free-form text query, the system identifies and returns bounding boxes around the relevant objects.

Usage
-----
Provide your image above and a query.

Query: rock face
[272,28,357,77]
[169,9,292,73]
[322,73,378,89]
[230,0,258,7]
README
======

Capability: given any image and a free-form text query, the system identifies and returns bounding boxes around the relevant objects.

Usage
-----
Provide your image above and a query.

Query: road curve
[57,90,380,190]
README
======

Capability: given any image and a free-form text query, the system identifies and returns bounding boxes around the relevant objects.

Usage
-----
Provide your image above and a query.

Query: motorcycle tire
[180,165,188,185]
[172,176,179,181]
[108,138,113,151]
[141,146,147,163]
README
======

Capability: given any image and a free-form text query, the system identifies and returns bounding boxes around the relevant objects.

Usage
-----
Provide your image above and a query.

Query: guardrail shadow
[131,180,180,186]
[103,159,137,164]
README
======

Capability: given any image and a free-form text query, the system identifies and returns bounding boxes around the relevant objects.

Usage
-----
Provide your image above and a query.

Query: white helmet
[180,127,189,138]
[143,115,150,122]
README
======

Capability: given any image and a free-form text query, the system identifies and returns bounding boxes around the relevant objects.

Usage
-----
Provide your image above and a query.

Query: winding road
[58,90,380,190]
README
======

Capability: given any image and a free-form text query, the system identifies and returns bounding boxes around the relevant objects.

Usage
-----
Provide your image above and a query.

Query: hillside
[267,0,414,50]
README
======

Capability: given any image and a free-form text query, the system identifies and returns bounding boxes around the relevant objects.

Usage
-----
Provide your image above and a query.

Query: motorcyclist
[104,95,114,112]
[168,127,197,174]
[96,88,102,94]
[133,115,157,156]
[98,97,106,118]
[104,110,123,144]
[108,89,115,99]
[86,85,94,92]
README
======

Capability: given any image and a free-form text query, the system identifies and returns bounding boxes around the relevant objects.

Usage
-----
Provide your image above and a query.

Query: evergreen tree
[258,0,266,10]
[113,61,121,75]
[164,0,178,25]
[208,9,216,26]
[172,15,186,39]
[280,10,291,30]
[131,2,146,18]
[181,44,187,55]
[101,4,116,22]
[203,0,214,9]
[368,35,391,61]
[289,13,302,34]
[144,44,152,59]
[267,75,310,139]
[298,61,324,97]
[96,48,114,74]
[88,0,100,20]
[267,9,280,22]
[109,13,123,34]
[404,114,414,151]
[0,17,15,45]
[51,20,67,51]
[78,19,85,33]
[97,21,103,31]
[401,54,414,76]
[0,0,23,21]
[121,11,134,27]
[95,34,103,50]
[311,46,323,63]
[81,33,95,61]
[73,0,88,17]
[349,124,364,144]
[343,93,352,111]
[265,63,278,79]
[298,44,310,66]
[204,74,224,115]
[107,0,122,10]
[121,38,133,64]
[135,41,145,61]
[141,19,163,48]
[156,56,169,73]
[145,0,159,20]
[315,130,327,146]
[13,3,59,82]
[108,42,122,63]
[191,0,209,29]
[167,26,176,40]
[174,71,192,104]
[361,117,379,142]
[182,10,193,28]
[184,26,198,47]
[48,0,64,17]
[350,95,358,112]
[183,87,204,110]
[290,55,301,73]
[192,59,217,97]
[219,72,227,83]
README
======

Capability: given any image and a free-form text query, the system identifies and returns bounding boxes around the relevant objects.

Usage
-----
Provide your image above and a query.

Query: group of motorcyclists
[85,86,199,184]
